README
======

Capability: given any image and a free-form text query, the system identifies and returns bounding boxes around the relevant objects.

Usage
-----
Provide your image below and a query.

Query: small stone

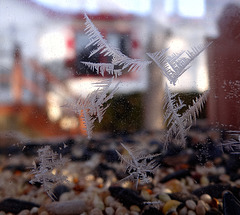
[93,194,105,210]
[115,206,129,215]
[234,179,240,188]
[130,211,139,215]
[18,209,30,215]
[30,207,39,215]
[0,198,39,214]
[104,196,115,206]
[162,200,181,215]
[130,205,141,212]
[211,198,219,208]
[39,211,49,215]
[178,206,187,215]
[200,194,212,204]
[200,176,209,186]
[158,193,171,203]
[45,200,86,215]
[187,210,196,215]
[105,207,114,215]
[141,190,151,201]
[196,202,206,215]
[89,208,103,215]
[219,174,230,183]
[217,166,225,174]
[109,201,122,210]
[185,200,196,210]
[164,179,183,193]
[52,185,71,201]
[109,186,145,209]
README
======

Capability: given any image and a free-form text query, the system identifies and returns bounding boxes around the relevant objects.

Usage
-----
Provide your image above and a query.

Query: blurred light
[39,30,66,62]
[32,0,151,15]
[60,117,79,130]
[46,92,62,121]
[178,0,205,17]
[165,0,205,18]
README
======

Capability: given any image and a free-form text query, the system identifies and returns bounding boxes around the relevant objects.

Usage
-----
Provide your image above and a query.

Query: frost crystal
[164,84,209,148]
[84,13,151,74]
[147,43,212,85]
[116,143,160,189]
[29,146,68,200]
[65,78,120,138]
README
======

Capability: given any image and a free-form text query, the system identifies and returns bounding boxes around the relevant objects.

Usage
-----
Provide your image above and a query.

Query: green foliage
[94,93,144,134]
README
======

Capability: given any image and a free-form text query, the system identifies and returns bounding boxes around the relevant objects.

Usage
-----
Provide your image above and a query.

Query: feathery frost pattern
[65,78,120,138]
[116,143,160,188]
[30,146,69,200]
[221,131,240,154]
[81,62,122,78]
[164,85,209,148]
[84,14,151,74]
[147,42,212,85]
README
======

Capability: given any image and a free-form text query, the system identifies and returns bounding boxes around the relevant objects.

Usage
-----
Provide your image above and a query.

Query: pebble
[105,207,114,215]
[30,207,39,215]
[109,186,145,209]
[164,179,183,193]
[160,169,191,183]
[141,190,151,201]
[104,196,115,206]
[130,205,141,212]
[0,198,39,214]
[178,206,187,215]
[115,206,129,215]
[130,211,139,215]
[158,193,171,203]
[219,174,230,183]
[52,185,71,201]
[200,176,209,186]
[93,194,105,210]
[162,200,181,215]
[39,211,49,215]
[192,184,231,198]
[187,210,196,215]
[234,179,240,188]
[195,203,206,215]
[45,200,86,215]
[185,200,196,210]
[18,209,30,215]
[89,208,103,215]
[200,194,212,204]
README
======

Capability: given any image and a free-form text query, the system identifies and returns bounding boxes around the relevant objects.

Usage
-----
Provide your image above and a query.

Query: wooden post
[11,45,23,104]
[206,3,240,130]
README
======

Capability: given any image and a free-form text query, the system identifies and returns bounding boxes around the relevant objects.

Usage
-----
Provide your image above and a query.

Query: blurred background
[0,0,239,140]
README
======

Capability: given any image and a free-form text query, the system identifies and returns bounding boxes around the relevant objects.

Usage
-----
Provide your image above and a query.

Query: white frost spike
[164,84,209,149]
[182,90,209,124]
[164,84,187,147]
[30,146,69,200]
[84,13,151,73]
[116,143,160,189]
[147,42,212,85]
[81,62,122,78]
[64,78,119,139]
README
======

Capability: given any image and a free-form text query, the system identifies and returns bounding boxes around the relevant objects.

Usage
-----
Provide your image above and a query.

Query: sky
[32,0,152,15]
[32,0,205,18]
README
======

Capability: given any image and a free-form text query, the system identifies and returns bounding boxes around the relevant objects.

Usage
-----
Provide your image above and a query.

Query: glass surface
[0,0,239,214]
